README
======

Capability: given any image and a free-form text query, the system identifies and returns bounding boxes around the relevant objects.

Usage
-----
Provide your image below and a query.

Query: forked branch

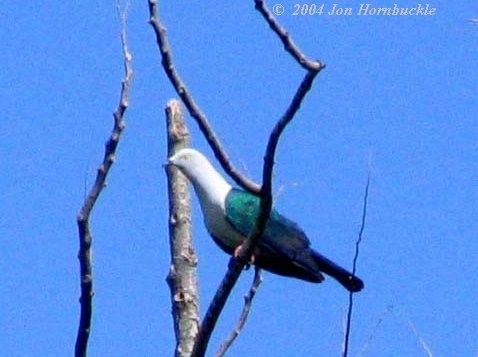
[148,0,260,193]
[191,68,320,357]
[149,1,324,356]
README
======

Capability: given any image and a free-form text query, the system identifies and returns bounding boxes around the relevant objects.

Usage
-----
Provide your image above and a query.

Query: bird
[167,148,364,292]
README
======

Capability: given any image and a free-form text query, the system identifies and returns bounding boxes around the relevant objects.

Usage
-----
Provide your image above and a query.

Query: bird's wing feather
[225,189,311,258]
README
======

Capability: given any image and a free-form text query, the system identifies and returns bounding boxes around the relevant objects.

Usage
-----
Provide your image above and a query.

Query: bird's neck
[188,162,232,211]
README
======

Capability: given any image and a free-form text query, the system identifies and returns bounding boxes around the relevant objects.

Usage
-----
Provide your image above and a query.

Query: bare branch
[216,268,263,357]
[74,3,132,357]
[342,173,370,357]
[147,0,260,193]
[254,0,325,71]
[165,100,200,357]
[264,70,320,172]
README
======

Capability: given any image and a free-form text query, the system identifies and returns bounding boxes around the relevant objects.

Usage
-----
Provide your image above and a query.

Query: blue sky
[1,1,477,356]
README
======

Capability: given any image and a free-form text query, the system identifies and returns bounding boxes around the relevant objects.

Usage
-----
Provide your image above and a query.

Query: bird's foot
[233,244,255,267]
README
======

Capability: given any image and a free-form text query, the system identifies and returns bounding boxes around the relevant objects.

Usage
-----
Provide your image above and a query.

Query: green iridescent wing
[225,188,311,257]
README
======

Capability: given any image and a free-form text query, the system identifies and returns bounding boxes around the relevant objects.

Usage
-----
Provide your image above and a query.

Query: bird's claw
[234,244,255,267]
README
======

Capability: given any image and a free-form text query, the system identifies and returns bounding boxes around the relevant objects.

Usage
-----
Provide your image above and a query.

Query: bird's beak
[162,157,174,169]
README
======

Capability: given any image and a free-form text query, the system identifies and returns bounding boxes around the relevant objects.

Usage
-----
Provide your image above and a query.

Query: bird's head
[167,148,232,201]
[167,148,209,179]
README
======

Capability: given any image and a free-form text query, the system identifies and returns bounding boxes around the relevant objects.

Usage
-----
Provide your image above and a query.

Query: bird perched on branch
[168,148,364,292]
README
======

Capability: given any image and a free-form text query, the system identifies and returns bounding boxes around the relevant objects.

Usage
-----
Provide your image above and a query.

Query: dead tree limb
[75,3,132,356]
[165,100,200,357]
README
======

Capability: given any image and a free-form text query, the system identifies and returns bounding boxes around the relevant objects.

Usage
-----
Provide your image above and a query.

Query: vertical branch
[74,3,132,356]
[165,99,200,357]
[342,173,370,357]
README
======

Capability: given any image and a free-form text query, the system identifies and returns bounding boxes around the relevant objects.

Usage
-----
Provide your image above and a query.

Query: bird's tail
[311,250,364,292]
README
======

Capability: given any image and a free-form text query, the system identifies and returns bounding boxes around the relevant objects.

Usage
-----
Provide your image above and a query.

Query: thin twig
[147,0,260,193]
[355,305,393,357]
[74,3,132,357]
[216,268,263,357]
[406,317,434,357]
[394,306,434,357]
[165,100,200,357]
[357,305,434,357]
[254,0,325,71]
[342,173,370,357]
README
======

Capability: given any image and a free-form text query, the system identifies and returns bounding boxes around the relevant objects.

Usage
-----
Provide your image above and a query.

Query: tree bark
[165,99,199,357]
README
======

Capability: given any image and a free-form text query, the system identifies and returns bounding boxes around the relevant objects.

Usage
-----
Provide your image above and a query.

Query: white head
[168,148,232,206]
